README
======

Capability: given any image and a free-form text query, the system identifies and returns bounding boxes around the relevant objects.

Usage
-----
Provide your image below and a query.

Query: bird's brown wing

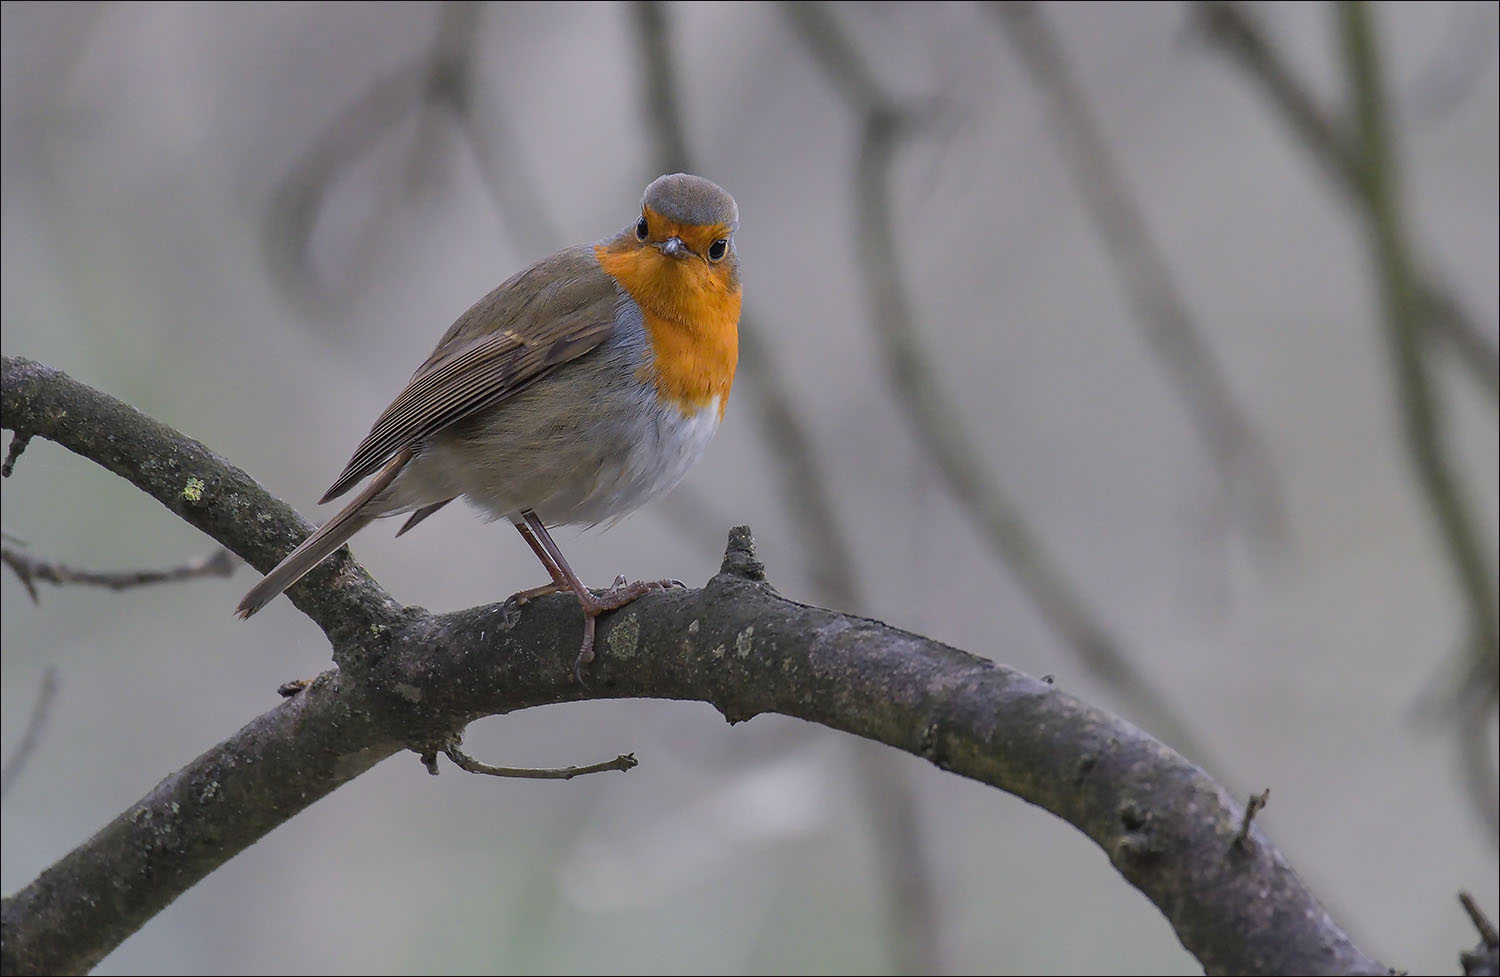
[320,246,619,503]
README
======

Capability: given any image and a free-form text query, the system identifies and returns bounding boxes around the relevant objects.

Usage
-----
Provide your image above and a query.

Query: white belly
[536,394,721,527]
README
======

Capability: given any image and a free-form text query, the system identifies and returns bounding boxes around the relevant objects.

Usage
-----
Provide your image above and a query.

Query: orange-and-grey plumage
[237,174,741,641]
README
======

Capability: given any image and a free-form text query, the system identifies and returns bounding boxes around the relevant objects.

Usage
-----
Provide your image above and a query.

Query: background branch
[1,544,236,603]
[0,666,59,802]
[0,357,1387,976]
[992,0,1287,543]
[781,2,1210,765]
[1337,0,1499,838]
[1194,0,1500,400]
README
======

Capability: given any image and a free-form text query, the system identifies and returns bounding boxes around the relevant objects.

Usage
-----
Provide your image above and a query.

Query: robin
[237,173,741,681]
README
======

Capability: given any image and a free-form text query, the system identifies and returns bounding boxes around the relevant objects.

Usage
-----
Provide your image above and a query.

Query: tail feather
[395,498,454,537]
[235,448,413,618]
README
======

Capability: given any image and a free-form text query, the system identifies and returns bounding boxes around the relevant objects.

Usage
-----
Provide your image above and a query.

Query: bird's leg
[520,510,676,683]
[508,517,573,605]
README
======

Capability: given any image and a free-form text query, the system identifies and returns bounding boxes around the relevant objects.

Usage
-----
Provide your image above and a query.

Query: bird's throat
[595,242,741,418]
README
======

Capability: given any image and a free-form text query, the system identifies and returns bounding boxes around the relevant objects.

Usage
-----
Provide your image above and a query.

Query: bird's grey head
[642,173,739,231]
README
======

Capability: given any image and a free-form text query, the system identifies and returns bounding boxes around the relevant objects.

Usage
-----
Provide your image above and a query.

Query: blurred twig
[1195,1,1499,401]
[635,5,943,973]
[1338,0,1498,838]
[635,1,692,180]
[423,2,565,250]
[263,58,429,308]
[991,1,1288,545]
[267,4,536,307]
[1,544,237,603]
[0,666,60,801]
[782,2,1208,762]
[1458,697,1500,845]
[1461,890,1500,947]
[1459,890,1500,977]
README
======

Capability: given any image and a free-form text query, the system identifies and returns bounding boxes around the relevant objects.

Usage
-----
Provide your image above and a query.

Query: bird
[237,173,741,681]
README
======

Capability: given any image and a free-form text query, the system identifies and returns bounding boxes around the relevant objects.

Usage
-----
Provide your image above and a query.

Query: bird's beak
[658,236,686,258]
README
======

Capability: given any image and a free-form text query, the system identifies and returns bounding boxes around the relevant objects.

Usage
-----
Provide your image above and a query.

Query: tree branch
[1194,0,1499,401]
[0,355,1386,975]
[0,357,400,657]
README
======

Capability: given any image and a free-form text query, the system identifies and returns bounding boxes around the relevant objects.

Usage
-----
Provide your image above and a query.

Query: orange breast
[595,240,741,419]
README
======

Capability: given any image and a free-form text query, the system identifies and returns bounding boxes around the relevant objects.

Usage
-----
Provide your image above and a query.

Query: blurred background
[2,2,1496,974]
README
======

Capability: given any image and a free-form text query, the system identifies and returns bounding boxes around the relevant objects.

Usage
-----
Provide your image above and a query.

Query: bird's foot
[571,576,682,684]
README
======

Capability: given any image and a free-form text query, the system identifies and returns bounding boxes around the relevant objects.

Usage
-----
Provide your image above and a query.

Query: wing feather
[321,247,619,503]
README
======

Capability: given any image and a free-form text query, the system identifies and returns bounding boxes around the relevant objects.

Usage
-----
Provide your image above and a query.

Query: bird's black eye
[635,217,649,241]
[707,238,728,262]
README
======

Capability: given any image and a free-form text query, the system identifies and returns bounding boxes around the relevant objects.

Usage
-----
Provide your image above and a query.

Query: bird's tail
[235,448,412,618]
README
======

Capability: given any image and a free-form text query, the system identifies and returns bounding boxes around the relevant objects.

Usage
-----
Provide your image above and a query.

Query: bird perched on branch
[238,173,742,681]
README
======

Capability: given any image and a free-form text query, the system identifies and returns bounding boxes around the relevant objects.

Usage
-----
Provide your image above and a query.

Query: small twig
[992,1,1288,545]
[1459,890,1500,977]
[1194,0,1499,400]
[418,3,570,252]
[1,545,237,603]
[1232,787,1270,848]
[265,6,501,311]
[439,741,637,780]
[633,1,692,182]
[1461,891,1500,950]
[263,59,430,308]
[3,432,32,477]
[0,666,61,801]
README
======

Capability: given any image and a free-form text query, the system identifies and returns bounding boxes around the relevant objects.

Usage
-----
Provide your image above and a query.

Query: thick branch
[0,672,399,976]
[0,356,400,657]
[1,357,1385,975]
